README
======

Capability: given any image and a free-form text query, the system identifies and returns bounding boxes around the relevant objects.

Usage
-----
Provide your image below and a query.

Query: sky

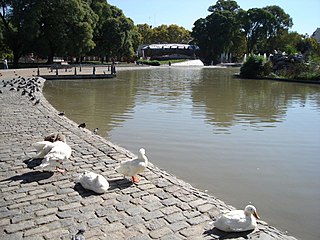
[107,0,320,36]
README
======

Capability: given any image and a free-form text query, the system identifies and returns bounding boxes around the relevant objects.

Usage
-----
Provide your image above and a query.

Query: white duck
[79,171,109,194]
[33,140,72,173]
[214,205,260,232]
[116,148,148,183]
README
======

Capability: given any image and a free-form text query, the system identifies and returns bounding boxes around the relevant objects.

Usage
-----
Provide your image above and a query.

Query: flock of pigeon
[1,75,261,235]
[1,76,41,105]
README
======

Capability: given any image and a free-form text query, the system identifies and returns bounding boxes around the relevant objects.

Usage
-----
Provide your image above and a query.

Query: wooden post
[37,67,40,76]
[74,67,77,75]
[56,68,58,75]
[93,66,96,75]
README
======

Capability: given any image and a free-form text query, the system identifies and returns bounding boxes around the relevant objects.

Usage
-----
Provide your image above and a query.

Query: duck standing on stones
[116,148,148,183]
[33,138,72,174]
[213,205,260,232]
[79,171,109,194]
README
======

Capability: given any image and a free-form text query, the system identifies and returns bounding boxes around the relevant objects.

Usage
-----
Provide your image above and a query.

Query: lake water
[43,67,320,240]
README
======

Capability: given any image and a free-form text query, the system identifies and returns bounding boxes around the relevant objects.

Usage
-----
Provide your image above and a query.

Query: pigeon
[71,229,85,240]
[78,123,86,128]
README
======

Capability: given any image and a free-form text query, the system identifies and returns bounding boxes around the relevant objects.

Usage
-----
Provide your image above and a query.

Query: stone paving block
[43,228,69,239]
[101,221,125,233]
[142,210,164,221]
[126,206,148,216]
[5,220,35,234]
[11,212,34,224]
[149,227,173,239]
[145,218,167,231]
[165,212,186,224]
[35,207,58,217]
[23,225,49,237]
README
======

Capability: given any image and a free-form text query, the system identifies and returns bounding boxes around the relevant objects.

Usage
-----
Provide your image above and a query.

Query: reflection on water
[44,67,320,240]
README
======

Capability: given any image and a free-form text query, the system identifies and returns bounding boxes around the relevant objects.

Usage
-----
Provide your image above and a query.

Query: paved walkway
[0,69,297,239]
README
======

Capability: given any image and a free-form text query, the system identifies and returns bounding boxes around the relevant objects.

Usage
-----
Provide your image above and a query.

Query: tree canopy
[191,0,299,64]
[136,24,191,45]
[0,0,139,66]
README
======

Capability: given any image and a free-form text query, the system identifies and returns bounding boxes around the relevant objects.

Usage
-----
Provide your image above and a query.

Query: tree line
[191,0,319,64]
[1,0,319,67]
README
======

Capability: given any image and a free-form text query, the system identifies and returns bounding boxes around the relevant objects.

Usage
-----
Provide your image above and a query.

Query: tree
[192,0,241,64]
[240,6,292,54]
[90,2,136,61]
[33,0,97,63]
[136,24,191,45]
[0,0,98,65]
[151,24,191,44]
[0,0,42,67]
[136,24,153,44]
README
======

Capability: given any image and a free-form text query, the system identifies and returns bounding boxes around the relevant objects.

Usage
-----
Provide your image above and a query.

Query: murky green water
[44,67,320,240]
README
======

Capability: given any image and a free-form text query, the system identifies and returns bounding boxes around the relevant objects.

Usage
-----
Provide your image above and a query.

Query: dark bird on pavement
[71,229,85,240]
[93,128,99,134]
[34,99,40,105]
[78,123,86,128]
[58,111,65,116]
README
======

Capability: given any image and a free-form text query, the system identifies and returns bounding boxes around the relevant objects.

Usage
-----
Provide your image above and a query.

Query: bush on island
[137,60,161,66]
[240,55,272,78]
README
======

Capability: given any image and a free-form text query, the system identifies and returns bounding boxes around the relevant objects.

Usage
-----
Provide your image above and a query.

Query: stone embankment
[0,69,298,239]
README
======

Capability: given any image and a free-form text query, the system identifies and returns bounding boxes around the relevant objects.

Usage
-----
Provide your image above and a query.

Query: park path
[0,69,297,239]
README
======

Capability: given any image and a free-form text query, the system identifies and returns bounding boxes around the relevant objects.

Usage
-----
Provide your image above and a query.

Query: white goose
[79,171,109,194]
[33,140,72,173]
[116,148,148,183]
[214,205,260,232]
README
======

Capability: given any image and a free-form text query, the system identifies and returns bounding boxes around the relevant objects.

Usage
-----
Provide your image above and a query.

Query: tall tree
[136,24,153,44]
[192,0,241,64]
[240,6,292,53]
[90,1,135,61]
[34,0,97,63]
[0,0,41,66]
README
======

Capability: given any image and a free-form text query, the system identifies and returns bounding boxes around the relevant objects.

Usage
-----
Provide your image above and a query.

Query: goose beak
[253,211,260,219]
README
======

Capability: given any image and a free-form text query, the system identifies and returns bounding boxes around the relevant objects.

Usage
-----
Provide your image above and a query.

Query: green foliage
[136,24,191,45]
[0,0,138,65]
[192,0,241,64]
[282,56,320,80]
[136,60,160,66]
[240,55,272,78]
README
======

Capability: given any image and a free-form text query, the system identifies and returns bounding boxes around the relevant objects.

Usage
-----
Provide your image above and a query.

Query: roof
[142,43,198,50]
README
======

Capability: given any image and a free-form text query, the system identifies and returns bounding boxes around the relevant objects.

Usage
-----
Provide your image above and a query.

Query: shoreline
[0,68,298,239]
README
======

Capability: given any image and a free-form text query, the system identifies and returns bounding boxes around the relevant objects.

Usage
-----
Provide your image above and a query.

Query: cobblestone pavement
[0,70,298,239]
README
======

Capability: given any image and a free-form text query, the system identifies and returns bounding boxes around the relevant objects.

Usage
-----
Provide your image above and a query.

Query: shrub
[136,60,160,66]
[240,55,272,78]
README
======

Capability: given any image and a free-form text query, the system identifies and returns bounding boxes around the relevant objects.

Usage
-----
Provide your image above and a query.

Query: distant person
[111,61,116,74]
[3,59,8,69]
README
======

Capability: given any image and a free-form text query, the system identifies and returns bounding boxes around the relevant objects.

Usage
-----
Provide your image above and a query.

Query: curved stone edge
[0,73,298,240]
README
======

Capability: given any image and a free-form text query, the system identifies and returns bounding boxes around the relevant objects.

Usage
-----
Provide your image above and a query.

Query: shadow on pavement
[203,227,253,239]
[0,171,54,184]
